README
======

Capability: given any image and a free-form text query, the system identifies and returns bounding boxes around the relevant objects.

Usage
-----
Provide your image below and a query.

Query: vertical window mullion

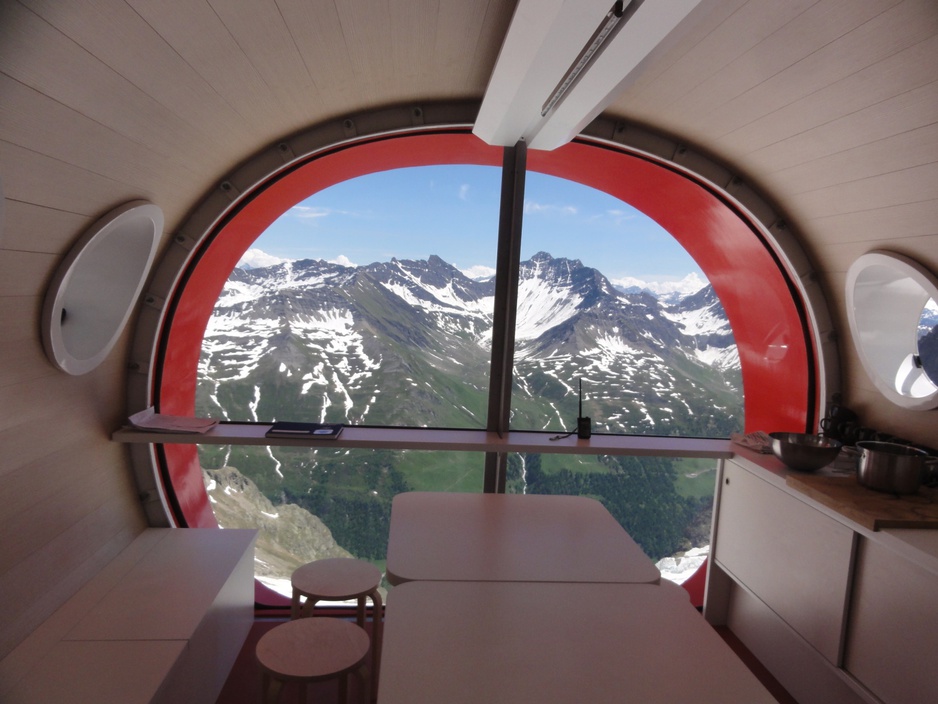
[484,142,527,492]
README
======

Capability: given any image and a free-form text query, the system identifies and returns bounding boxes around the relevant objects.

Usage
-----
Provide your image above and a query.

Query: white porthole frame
[41,200,163,376]
[845,250,938,410]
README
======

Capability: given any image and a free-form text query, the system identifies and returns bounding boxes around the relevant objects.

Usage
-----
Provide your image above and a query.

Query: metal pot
[855,441,934,494]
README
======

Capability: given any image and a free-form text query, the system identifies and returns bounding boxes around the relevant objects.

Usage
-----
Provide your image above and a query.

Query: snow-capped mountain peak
[199,252,742,436]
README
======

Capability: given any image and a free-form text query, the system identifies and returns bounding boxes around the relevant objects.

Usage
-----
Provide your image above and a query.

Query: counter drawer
[845,537,938,704]
[714,460,855,664]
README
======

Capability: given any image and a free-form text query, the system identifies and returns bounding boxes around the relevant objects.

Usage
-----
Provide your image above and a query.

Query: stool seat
[256,618,369,703]
[290,558,384,700]
[292,558,382,605]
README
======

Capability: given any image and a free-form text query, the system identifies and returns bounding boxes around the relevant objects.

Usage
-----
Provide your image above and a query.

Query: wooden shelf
[112,423,733,458]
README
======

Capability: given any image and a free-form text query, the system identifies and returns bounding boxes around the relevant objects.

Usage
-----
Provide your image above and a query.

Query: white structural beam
[474,0,704,151]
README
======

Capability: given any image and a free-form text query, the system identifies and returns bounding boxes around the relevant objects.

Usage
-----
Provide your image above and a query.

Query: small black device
[576,379,591,439]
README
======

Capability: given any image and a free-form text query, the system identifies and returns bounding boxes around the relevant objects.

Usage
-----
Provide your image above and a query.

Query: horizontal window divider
[112,424,733,459]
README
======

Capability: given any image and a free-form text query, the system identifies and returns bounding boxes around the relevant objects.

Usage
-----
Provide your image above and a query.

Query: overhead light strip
[540,1,637,117]
[474,0,701,151]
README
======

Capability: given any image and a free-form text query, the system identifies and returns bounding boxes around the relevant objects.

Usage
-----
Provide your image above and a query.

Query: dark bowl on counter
[769,432,843,472]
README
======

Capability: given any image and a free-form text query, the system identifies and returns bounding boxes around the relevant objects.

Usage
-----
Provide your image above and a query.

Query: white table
[377,580,777,704]
[385,492,660,585]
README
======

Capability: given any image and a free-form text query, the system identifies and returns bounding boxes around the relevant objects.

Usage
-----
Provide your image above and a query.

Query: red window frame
[154,130,814,534]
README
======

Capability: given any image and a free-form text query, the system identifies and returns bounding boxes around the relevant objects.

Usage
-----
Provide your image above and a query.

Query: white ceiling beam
[474,0,704,152]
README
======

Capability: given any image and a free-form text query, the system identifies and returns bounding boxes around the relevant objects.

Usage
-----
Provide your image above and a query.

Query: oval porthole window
[845,251,938,410]
[41,200,163,375]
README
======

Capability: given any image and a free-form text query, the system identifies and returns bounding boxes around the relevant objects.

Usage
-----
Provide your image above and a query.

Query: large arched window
[133,124,821,602]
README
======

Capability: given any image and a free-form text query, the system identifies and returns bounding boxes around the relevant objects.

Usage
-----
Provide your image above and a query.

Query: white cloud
[330,254,357,267]
[613,275,652,290]
[605,208,638,224]
[290,205,332,221]
[238,249,286,269]
[523,200,577,216]
[612,272,707,297]
[461,264,496,280]
[458,184,470,201]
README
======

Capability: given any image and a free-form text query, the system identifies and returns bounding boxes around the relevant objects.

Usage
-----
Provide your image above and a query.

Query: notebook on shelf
[265,421,344,439]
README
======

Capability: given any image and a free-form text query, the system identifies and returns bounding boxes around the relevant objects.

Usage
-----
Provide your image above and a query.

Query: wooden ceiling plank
[22,0,254,145]
[389,0,441,91]
[333,0,392,79]
[206,0,320,124]
[721,32,938,157]
[0,291,53,389]
[125,0,287,131]
[769,121,938,196]
[2,201,91,256]
[805,199,938,244]
[0,74,202,193]
[461,0,519,92]
[0,141,172,221]
[0,351,127,431]
[821,235,938,275]
[276,0,353,98]
[750,80,938,173]
[666,0,902,133]
[791,161,938,220]
[0,249,57,299]
[693,0,912,139]
[614,0,747,112]
[0,4,227,163]
[623,0,817,115]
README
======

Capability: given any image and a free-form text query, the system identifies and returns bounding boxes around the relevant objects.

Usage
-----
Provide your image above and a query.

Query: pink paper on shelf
[128,407,219,434]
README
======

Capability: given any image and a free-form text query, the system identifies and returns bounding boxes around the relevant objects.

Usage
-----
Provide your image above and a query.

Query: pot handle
[925,457,938,488]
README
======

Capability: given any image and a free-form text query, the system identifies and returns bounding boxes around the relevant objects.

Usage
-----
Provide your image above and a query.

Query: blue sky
[245,165,704,289]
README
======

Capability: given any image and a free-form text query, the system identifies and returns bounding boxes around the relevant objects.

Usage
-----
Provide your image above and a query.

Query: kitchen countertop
[784,472,938,531]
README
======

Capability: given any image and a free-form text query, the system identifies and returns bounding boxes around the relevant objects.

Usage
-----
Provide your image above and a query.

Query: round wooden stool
[290,558,383,696]
[255,618,369,704]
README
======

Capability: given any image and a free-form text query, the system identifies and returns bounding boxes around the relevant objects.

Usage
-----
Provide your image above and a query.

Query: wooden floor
[216,614,797,704]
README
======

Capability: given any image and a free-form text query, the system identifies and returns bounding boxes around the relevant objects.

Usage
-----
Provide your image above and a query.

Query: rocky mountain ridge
[197,252,742,436]
[204,466,352,584]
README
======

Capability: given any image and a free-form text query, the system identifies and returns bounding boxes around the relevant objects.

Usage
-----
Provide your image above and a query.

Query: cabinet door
[714,461,855,664]
[846,538,938,704]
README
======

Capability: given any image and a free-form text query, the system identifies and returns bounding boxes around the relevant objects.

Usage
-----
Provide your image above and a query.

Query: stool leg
[262,673,283,704]
[300,597,319,619]
[356,596,366,628]
[369,588,383,700]
[294,595,319,619]
[357,663,371,704]
[290,588,301,619]
[339,672,349,704]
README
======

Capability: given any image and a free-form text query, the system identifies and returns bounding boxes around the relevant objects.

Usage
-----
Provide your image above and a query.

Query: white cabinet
[714,459,855,665]
[845,536,938,704]
[709,456,938,704]
[1,528,256,704]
